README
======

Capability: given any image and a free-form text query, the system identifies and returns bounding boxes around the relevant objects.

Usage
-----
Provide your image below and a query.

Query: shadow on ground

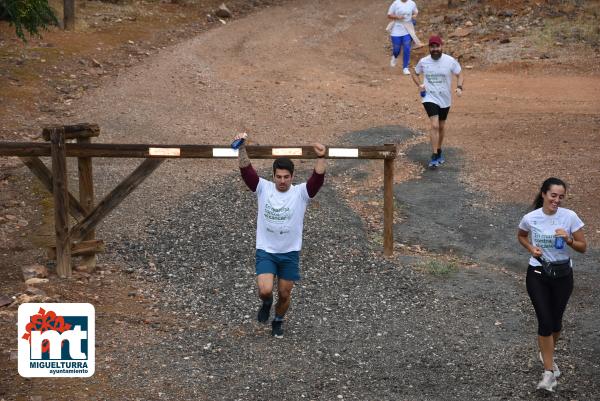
[339,126,599,273]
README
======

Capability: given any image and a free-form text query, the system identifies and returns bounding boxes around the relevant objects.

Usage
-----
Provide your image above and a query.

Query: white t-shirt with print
[415,54,461,108]
[387,0,418,37]
[518,207,585,267]
[255,178,310,254]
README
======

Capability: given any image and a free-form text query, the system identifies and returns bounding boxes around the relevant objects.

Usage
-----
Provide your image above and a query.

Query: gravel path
[3,0,598,398]
[99,135,599,400]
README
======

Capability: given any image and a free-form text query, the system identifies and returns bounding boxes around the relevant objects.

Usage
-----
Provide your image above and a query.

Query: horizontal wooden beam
[0,142,51,157]
[0,142,397,159]
[47,239,105,260]
[42,123,100,141]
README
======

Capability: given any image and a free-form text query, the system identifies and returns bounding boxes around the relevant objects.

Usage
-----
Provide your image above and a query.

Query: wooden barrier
[0,125,397,277]
[0,143,395,159]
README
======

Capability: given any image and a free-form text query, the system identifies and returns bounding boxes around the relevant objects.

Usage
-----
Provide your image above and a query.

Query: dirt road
[65,0,600,244]
[1,0,599,399]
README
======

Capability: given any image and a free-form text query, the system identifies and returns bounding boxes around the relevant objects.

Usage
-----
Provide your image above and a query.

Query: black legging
[526,265,574,336]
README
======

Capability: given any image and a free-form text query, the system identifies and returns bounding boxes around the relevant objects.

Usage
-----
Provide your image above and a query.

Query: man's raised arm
[234,133,259,192]
[307,143,326,198]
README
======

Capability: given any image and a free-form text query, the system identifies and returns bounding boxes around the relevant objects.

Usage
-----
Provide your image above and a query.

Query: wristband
[567,237,574,246]
[457,85,463,90]
[317,155,325,158]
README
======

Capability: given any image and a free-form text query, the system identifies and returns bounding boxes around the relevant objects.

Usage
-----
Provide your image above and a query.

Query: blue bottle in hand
[231,133,247,150]
[420,90,426,98]
[555,236,565,249]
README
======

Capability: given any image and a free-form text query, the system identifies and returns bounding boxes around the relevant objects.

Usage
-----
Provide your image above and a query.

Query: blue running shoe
[437,154,445,164]
[428,157,439,169]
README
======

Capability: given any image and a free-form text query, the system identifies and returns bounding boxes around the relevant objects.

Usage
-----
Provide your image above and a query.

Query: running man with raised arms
[233,133,326,338]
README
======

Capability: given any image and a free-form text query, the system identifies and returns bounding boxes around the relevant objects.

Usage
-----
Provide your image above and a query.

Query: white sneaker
[539,352,561,377]
[390,56,398,67]
[536,370,557,392]
[402,67,410,75]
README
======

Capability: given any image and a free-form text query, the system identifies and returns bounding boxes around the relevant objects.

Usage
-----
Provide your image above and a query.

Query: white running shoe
[536,370,557,392]
[390,56,398,67]
[402,67,410,75]
[538,352,561,377]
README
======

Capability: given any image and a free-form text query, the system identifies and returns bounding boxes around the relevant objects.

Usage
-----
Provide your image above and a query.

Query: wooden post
[78,136,96,271]
[383,157,394,256]
[49,127,71,277]
[64,0,75,30]
[48,240,105,260]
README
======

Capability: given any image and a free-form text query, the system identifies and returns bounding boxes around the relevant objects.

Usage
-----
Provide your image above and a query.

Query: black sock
[261,296,273,306]
[437,149,442,157]
[432,153,437,160]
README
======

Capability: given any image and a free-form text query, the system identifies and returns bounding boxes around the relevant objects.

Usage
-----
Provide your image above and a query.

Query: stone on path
[215,3,232,19]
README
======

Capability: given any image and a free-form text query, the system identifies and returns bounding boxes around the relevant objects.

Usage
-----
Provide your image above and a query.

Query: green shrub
[0,0,58,41]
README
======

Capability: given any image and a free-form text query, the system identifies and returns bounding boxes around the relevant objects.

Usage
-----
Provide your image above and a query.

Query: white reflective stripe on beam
[272,148,303,156]
[149,147,181,156]
[328,148,359,158]
[213,148,239,157]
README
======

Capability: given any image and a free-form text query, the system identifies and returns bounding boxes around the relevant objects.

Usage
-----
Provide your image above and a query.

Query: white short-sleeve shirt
[415,54,462,108]
[255,178,310,253]
[387,0,418,37]
[518,207,585,267]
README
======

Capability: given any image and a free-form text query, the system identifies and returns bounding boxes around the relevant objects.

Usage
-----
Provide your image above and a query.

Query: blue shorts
[255,249,300,281]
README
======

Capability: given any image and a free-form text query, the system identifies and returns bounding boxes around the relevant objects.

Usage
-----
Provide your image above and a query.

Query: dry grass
[419,258,459,276]
[536,1,600,47]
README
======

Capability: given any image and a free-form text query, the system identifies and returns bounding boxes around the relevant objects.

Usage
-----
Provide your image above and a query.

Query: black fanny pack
[535,257,572,279]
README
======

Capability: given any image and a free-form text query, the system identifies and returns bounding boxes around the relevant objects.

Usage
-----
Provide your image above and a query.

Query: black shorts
[423,102,450,121]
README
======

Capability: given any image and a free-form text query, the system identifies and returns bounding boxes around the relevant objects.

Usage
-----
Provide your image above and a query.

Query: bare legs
[256,274,294,317]
[539,331,561,370]
[428,115,446,154]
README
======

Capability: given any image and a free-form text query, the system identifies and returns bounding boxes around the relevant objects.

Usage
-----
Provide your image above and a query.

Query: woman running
[517,177,587,392]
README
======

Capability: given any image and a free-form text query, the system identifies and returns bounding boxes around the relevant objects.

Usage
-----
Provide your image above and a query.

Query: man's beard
[431,51,442,60]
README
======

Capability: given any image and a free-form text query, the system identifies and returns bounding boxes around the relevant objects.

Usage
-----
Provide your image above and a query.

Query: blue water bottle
[420,89,426,98]
[231,133,247,150]
[554,236,565,249]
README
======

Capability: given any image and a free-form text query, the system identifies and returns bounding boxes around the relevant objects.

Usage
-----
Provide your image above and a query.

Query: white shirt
[518,207,585,267]
[387,0,418,37]
[255,178,310,253]
[415,54,462,108]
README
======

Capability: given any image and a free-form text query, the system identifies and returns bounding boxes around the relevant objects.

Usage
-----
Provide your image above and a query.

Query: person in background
[387,0,420,74]
[411,35,463,168]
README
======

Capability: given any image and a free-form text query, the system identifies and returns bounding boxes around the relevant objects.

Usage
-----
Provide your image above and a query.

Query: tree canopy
[0,0,58,41]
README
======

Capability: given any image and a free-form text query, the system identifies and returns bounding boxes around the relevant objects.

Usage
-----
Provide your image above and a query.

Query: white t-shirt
[518,207,585,267]
[387,0,417,37]
[415,54,462,108]
[255,178,310,253]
